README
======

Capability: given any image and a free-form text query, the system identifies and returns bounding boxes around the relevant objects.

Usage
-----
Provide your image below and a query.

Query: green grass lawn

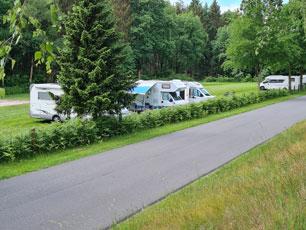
[202,82,257,97]
[0,104,49,138]
[0,92,305,180]
[113,120,306,230]
[3,93,29,100]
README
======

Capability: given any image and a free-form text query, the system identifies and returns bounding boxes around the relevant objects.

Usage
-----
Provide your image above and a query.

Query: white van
[30,84,131,121]
[30,84,67,122]
[180,81,215,103]
[260,75,304,90]
[130,80,187,111]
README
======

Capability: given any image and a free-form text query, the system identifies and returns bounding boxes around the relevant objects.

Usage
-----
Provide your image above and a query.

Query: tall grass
[114,121,306,230]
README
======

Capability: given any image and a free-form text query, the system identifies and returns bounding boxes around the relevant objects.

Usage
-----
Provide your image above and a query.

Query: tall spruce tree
[56,0,135,118]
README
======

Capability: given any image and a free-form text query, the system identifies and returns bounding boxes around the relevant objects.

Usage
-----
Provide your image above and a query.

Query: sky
[169,0,289,13]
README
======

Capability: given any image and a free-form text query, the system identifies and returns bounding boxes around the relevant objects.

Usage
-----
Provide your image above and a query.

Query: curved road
[1,96,306,230]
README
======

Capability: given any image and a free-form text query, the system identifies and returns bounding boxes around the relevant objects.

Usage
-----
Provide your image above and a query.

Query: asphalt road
[1,96,306,230]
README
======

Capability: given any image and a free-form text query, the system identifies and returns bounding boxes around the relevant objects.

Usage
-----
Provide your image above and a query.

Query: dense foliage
[0,89,291,162]
[1,0,305,88]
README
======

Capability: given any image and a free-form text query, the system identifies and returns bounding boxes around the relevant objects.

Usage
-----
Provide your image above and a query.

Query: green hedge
[4,85,29,95]
[0,88,5,98]
[0,90,290,162]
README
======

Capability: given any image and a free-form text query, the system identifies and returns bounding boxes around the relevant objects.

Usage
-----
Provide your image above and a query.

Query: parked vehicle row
[129,80,215,112]
[260,75,306,90]
[29,80,215,121]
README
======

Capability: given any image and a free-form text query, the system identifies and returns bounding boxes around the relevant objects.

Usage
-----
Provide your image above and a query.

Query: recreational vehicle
[30,84,68,122]
[130,80,187,111]
[260,75,306,90]
[181,81,215,103]
[30,84,130,122]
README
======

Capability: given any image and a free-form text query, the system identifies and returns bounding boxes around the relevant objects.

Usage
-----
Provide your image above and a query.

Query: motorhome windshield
[200,88,211,96]
[169,92,183,101]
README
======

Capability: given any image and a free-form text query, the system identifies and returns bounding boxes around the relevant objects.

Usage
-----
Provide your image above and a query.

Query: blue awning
[131,86,152,95]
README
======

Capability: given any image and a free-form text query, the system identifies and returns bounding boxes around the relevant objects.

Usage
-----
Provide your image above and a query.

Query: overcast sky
[169,0,289,13]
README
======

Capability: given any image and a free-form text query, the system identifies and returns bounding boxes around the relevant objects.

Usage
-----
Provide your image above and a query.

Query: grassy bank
[0,92,305,180]
[114,120,306,230]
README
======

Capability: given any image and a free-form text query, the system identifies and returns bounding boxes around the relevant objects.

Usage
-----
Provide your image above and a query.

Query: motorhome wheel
[52,115,61,122]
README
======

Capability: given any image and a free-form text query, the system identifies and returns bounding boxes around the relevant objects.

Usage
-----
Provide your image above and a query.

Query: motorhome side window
[291,78,295,82]
[162,84,170,89]
[38,92,52,100]
[162,93,170,101]
[193,89,203,97]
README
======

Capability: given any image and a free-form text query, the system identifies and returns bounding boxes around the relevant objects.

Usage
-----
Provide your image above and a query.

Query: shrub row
[4,85,29,95]
[0,90,290,162]
[2,74,49,95]
[203,74,257,83]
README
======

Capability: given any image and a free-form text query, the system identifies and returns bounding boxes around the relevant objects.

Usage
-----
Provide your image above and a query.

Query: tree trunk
[137,69,141,80]
[300,67,304,90]
[29,56,34,82]
[256,66,262,91]
[288,64,292,91]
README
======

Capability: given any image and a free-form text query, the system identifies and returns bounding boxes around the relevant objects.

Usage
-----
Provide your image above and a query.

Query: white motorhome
[30,84,131,121]
[30,84,66,122]
[130,80,187,111]
[260,75,305,90]
[180,81,215,103]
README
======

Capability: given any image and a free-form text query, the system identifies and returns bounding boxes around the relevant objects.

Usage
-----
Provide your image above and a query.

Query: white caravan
[30,84,67,122]
[30,84,131,121]
[130,80,187,111]
[180,81,215,103]
[260,75,306,90]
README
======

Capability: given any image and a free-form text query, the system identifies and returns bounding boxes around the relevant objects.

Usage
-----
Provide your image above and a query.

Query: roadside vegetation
[113,120,306,230]
[0,91,305,180]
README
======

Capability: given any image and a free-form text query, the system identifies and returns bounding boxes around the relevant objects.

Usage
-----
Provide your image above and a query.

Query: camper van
[30,84,131,121]
[260,75,306,90]
[130,80,187,111]
[181,81,215,103]
[30,84,67,122]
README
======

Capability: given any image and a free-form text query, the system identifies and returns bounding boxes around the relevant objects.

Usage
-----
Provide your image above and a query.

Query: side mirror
[169,99,173,103]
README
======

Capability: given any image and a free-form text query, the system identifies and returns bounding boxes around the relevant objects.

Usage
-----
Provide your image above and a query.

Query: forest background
[0,0,305,94]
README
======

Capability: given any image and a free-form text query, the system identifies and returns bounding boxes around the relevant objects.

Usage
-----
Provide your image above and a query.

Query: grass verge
[0,92,305,180]
[2,93,29,100]
[113,120,306,230]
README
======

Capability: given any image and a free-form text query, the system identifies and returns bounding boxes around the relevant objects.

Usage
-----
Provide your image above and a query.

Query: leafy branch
[0,0,62,82]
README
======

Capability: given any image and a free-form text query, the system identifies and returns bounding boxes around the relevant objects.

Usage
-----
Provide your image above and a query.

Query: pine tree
[188,0,203,19]
[111,0,132,42]
[56,0,135,118]
[208,0,223,41]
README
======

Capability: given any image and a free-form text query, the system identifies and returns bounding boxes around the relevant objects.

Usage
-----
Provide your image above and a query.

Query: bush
[4,85,29,95]
[202,74,256,83]
[2,74,49,95]
[0,118,99,162]
[0,90,291,162]
[0,88,5,98]
[141,73,194,81]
